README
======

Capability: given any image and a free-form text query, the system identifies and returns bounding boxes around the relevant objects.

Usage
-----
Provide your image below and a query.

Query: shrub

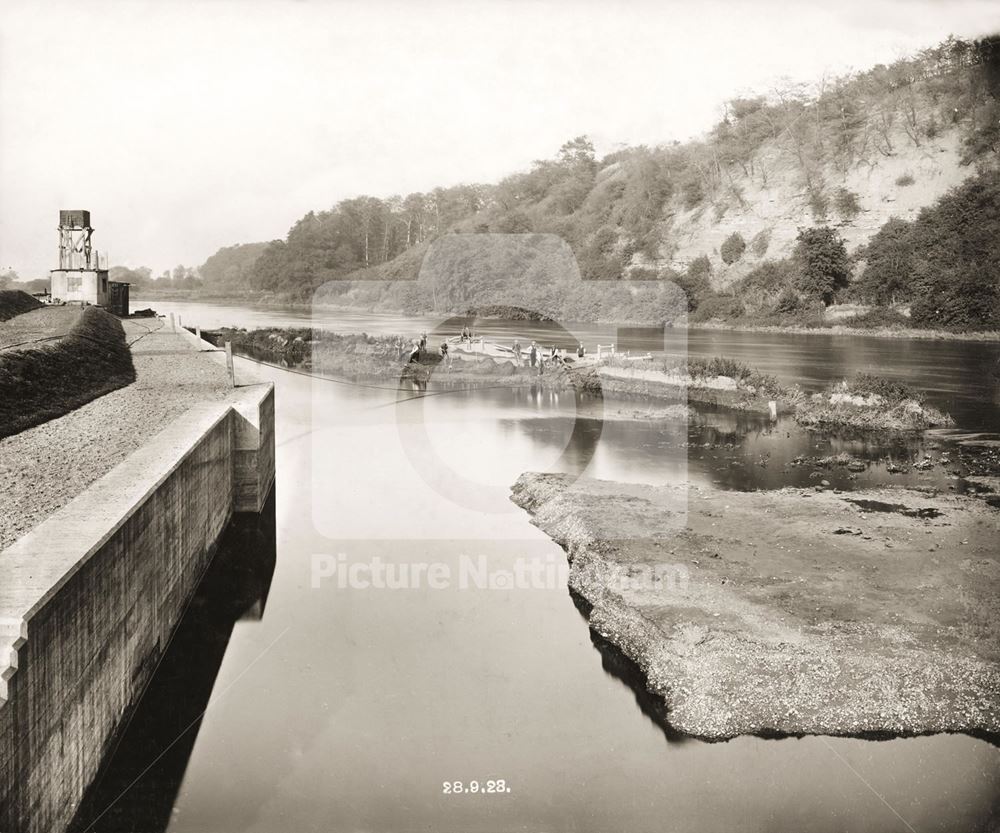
[855,217,915,305]
[750,228,771,257]
[720,232,747,264]
[673,270,711,312]
[773,289,802,314]
[834,188,862,220]
[793,227,850,306]
[850,373,919,404]
[911,263,1000,331]
[906,170,1000,330]
[673,356,785,398]
[896,173,916,187]
[628,266,660,280]
[740,259,798,294]
[681,176,705,210]
[686,254,712,280]
[808,188,829,221]
[690,293,743,322]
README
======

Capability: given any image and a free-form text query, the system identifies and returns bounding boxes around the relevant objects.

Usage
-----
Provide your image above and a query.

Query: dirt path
[0,320,235,550]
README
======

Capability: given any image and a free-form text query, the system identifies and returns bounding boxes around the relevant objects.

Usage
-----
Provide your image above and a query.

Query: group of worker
[404,327,588,374]
[509,339,585,370]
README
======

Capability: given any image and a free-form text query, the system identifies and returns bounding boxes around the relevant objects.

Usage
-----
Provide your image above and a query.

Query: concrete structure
[0,376,274,833]
[49,210,110,306]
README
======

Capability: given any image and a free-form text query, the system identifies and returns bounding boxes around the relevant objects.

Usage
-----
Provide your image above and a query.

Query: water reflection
[102,312,1000,832]
[507,400,965,494]
[69,491,277,833]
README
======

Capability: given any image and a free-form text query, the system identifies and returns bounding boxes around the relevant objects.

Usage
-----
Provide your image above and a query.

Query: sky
[0,0,997,279]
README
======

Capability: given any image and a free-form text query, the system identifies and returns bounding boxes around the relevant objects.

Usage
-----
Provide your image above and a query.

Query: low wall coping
[0,402,234,633]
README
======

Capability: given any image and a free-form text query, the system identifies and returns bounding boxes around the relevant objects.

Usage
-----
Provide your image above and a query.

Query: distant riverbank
[135,293,1000,343]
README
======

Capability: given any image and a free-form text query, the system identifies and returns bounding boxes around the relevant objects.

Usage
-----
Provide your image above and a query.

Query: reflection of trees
[501,391,605,474]
[69,492,277,833]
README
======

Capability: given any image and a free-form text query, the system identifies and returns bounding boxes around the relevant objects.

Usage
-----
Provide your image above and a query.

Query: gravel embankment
[0,320,236,550]
[511,471,1000,741]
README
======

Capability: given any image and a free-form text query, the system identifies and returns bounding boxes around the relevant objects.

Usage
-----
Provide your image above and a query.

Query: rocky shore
[510,472,1000,741]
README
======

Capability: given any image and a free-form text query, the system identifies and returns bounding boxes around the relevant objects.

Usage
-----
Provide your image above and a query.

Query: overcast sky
[0,0,997,278]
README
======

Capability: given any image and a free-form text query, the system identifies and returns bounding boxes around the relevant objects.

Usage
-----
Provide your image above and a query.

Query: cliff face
[657,128,974,287]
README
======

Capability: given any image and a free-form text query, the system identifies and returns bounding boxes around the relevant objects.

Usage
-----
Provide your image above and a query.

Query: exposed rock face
[511,472,1000,741]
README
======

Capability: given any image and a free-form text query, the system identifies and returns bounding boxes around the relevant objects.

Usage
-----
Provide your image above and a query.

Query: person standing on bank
[512,339,522,366]
[529,341,538,368]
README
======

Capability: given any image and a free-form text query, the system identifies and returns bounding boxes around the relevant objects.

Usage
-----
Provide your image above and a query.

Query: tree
[907,170,1000,329]
[618,148,672,257]
[833,188,862,220]
[856,218,913,304]
[109,265,154,290]
[720,232,746,265]
[557,135,596,170]
[402,193,426,246]
[793,227,849,306]
[199,244,267,290]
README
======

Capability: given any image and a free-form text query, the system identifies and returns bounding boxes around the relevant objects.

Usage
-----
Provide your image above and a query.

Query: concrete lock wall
[0,382,274,833]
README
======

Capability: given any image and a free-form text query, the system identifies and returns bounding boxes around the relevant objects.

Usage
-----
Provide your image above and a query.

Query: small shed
[107,282,130,317]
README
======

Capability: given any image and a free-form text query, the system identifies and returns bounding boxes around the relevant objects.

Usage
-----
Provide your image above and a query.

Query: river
[74,298,1000,832]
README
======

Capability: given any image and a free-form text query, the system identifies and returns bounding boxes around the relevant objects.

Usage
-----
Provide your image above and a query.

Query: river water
[77,298,1000,832]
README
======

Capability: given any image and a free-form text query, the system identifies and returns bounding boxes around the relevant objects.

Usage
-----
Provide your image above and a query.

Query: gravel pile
[0,320,236,550]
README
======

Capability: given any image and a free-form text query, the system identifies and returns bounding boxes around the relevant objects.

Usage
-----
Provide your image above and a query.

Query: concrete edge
[0,322,276,707]
[0,402,233,625]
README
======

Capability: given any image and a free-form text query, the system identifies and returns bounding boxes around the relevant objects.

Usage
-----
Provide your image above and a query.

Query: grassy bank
[0,307,136,438]
[0,290,42,322]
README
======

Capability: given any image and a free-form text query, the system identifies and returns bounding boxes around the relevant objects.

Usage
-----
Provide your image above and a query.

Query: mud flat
[510,472,1000,741]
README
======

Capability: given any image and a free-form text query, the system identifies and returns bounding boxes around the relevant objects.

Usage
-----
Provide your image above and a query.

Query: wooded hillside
[194,35,1000,329]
